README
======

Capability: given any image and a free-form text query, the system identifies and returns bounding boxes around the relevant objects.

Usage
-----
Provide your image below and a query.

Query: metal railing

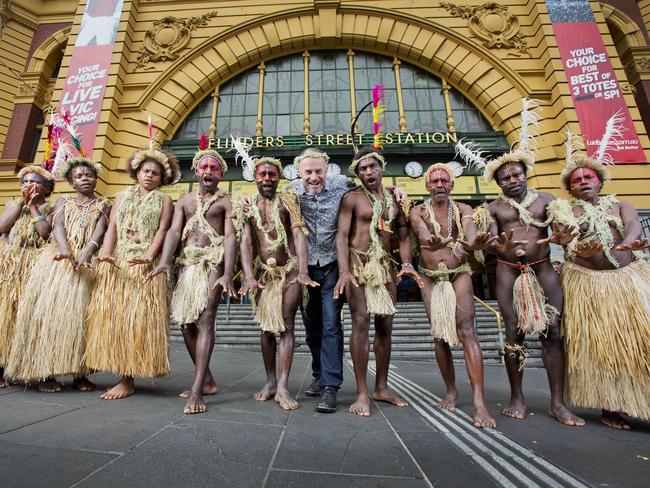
[473,296,504,364]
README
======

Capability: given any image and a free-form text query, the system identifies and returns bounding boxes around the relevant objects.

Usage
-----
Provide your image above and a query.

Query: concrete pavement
[0,344,648,487]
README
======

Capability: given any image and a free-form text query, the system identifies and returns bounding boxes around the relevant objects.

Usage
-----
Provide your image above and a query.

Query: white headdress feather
[518,98,540,153]
[564,130,583,165]
[230,135,257,176]
[455,139,488,171]
[595,110,625,165]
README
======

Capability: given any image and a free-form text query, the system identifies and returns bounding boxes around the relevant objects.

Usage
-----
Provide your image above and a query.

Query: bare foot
[502,399,526,419]
[179,378,219,398]
[183,392,207,414]
[372,388,408,407]
[100,378,134,400]
[436,389,458,411]
[39,378,64,393]
[0,376,8,388]
[474,406,496,428]
[549,404,585,427]
[73,377,96,392]
[601,410,631,430]
[274,386,299,410]
[349,393,371,417]
[253,381,277,402]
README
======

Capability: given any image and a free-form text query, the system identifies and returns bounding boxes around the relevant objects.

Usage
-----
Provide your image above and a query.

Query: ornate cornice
[135,11,218,70]
[440,2,529,55]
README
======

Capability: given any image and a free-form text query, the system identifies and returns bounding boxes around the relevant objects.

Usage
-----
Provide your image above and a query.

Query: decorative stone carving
[625,57,650,78]
[136,11,218,69]
[440,2,529,55]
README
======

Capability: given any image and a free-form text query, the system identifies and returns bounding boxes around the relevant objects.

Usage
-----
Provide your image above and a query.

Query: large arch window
[173,50,492,141]
[309,52,350,134]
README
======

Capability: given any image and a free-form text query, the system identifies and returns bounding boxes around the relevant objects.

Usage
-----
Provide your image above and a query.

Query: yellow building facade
[1,0,649,207]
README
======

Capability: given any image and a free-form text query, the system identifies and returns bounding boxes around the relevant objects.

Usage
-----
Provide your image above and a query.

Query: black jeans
[301,262,344,389]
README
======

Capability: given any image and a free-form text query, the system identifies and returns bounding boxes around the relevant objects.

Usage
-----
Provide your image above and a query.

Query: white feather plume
[230,135,257,176]
[52,137,70,176]
[518,98,540,153]
[595,110,625,165]
[564,129,583,165]
[455,139,487,172]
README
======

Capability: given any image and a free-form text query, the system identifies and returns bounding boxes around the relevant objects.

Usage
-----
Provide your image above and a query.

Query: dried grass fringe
[561,260,650,420]
[83,248,170,377]
[6,246,94,380]
[351,250,396,316]
[253,257,297,333]
[0,247,40,366]
[513,265,557,335]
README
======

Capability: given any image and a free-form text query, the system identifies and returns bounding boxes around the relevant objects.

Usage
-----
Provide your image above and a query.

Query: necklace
[73,197,97,230]
[363,187,395,233]
[498,189,551,229]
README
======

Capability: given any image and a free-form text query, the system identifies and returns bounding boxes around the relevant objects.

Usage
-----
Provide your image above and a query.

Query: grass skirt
[171,263,209,326]
[83,248,170,377]
[561,260,650,420]
[0,246,41,367]
[6,246,95,380]
[351,249,396,317]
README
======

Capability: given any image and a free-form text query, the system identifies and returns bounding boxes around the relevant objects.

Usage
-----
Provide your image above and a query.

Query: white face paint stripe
[364,361,591,488]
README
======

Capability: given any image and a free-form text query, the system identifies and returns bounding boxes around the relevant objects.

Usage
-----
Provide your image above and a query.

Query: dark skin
[565,167,648,430]
[239,163,318,410]
[334,157,422,417]
[410,168,497,428]
[487,161,584,426]
[96,159,174,400]
[146,155,237,414]
[0,172,54,389]
[41,165,110,393]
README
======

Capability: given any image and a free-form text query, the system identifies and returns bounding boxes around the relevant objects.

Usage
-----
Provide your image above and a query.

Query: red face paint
[196,156,223,181]
[569,167,599,191]
[428,169,452,190]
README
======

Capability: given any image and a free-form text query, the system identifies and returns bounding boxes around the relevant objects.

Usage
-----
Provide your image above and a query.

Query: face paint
[255,163,279,181]
[569,167,599,191]
[196,156,223,181]
[427,168,452,190]
[21,173,46,188]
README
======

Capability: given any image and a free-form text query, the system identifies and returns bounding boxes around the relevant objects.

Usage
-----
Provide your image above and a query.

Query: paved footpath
[0,344,648,488]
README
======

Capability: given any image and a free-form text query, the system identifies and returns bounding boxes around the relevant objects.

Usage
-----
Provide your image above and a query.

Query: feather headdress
[455,99,540,183]
[424,161,464,182]
[348,84,387,173]
[130,115,182,185]
[559,111,625,190]
[192,132,227,173]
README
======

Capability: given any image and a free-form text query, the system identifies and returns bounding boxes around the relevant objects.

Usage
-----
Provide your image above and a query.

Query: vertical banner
[58,0,124,156]
[546,0,646,163]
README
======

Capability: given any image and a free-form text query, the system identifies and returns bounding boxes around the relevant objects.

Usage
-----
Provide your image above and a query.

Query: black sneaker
[304,377,321,397]
[315,386,337,413]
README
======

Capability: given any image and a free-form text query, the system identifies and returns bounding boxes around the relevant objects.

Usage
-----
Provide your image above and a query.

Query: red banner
[549,1,645,163]
[57,0,123,156]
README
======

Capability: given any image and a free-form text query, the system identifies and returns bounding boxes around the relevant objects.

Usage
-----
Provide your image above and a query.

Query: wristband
[31,215,46,224]
[400,263,414,269]
[89,240,100,250]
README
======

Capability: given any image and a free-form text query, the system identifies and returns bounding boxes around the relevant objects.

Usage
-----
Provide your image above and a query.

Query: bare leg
[495,265,526,420]
[421,276,458,410]
[372,282,407,408]
[601,409,631,430]
[537,264,584,426]
[274,281,300,410]
[39,377,64,393]
[0,368,8,388]
[179,323,218,398]
[101,376,134,400]
[434,339,458,411]
[454,274,496,428]
[183,273,219,415]
[73,376,96,392]
[347,281,371,417]
[254,331,277,401]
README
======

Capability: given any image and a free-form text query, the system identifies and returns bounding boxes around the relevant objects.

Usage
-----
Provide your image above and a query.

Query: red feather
[199,132,209,151]
[62,111,71,125]
[372,84,384,108]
